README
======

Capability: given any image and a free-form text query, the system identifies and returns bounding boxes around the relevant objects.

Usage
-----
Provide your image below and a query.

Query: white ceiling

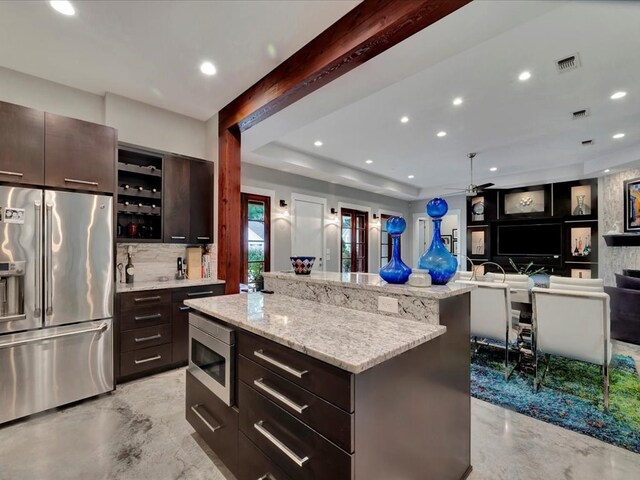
[0,0,358,120]
[244,1,640,200]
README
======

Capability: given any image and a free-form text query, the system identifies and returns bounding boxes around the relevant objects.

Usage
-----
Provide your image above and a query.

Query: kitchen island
[184,275,473,480]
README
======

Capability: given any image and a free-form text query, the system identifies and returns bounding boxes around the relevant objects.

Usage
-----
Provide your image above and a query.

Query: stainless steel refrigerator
[0,186,113,424]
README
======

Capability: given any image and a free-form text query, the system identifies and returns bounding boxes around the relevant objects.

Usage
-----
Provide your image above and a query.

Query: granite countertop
[185,292,446,374]
[116,277,225,293]
[262,271,473,299]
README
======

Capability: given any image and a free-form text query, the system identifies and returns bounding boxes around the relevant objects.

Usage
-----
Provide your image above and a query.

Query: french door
[341,208,368,273]
[241,193,271,288]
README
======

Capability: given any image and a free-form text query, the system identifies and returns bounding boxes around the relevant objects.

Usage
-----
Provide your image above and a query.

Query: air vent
[581,139,594,146]
[556,53,581,73]
[572,108,590,120]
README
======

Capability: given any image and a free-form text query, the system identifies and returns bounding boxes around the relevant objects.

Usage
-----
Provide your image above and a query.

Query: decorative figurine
[379,216,412,284]
[418,198,458,285]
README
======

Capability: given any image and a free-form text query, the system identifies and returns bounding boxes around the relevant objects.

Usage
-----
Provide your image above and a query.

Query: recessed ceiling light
[604,169,611,173]
[200,61,217,76]
[314,140,323,147]
[610,91,627,100]
[437,131,447,137]
[489,167,498,172]
[518,71,531,81]
[50,0,75,16]
[612,133,625,139]
[408,175,415,179]
[400,116,409,124]
[365,159,373,164]
[453,97,463,106]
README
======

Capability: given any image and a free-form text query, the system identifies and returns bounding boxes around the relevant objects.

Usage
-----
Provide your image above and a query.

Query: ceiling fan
[445,152,495,197]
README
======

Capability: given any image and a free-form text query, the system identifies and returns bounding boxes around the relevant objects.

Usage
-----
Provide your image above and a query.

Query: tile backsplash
[116,243,217,283]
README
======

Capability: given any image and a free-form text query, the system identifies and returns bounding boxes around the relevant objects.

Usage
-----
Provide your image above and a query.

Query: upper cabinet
[163,155,214,244]
[44,113,116,194]
[189,160,215,243]
[0,101,45,186]
[163,155,191,243]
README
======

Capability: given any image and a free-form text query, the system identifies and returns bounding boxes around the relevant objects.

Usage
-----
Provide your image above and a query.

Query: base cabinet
[115,283,224,383]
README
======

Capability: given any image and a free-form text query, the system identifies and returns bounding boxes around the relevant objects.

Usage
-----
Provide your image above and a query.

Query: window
[241,193,270,289]
[379,214,399,267]
[341,208,368,273]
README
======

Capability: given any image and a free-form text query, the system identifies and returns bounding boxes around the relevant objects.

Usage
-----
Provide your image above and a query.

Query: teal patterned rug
[471,347,640,453]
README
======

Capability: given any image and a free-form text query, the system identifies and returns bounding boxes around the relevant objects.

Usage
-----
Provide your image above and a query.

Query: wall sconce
[330,208,338,215]
[372,213,379,220]
[279,200,288,208]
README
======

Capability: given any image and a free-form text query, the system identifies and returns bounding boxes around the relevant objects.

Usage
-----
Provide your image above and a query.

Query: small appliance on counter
[176,257,186,280]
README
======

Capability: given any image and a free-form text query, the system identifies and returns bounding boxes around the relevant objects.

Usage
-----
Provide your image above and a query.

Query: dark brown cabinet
[44,113,116,193]
[163,155,214,244]
[0,101,45,186]
[163,155,191,242]
[189,159,215,243]
[115,283,224,383]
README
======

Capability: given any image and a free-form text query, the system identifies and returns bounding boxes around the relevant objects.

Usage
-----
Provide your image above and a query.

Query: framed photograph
[441,235,452,253]
[624,177,640,232]
[452,239,459,256]
[471,230,485,256]
[571,185,592,216]
[452,228,458,239]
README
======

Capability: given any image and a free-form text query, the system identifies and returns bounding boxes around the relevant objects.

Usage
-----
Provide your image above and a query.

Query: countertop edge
[116,279,226,293]
[184,298,447,374]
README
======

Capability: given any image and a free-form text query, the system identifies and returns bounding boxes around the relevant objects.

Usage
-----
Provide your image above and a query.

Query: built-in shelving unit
[603,234,640,247]
[466,178,599,278]
[116,147,164,242]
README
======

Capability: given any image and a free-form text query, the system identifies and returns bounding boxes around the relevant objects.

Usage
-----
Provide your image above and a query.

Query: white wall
[0,67,210,160]
[242,163,410,273]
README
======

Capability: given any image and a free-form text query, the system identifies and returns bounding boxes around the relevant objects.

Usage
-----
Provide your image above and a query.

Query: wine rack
[116,146,163,242]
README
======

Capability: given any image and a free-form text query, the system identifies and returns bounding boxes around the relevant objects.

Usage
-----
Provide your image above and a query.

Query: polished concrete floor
[1,344,640,480]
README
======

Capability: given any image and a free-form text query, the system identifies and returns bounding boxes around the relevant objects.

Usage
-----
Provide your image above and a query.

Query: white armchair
[549,275,604,292]
[458,280,519,379]
[531,287,611,408]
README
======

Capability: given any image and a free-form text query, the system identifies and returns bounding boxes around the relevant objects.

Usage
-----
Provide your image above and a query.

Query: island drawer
[239,355,354,452]
[239,331,353,412]
[120,324,172,352]
[239,382,353,480]
[186,370,238,474]
[120,289,171,311]
[120,343,172,377]
[172,283,225,303]
[238,432,292,480]
[119,304,171,331]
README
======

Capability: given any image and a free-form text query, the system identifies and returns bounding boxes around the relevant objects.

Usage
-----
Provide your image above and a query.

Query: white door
[292,196,325,271]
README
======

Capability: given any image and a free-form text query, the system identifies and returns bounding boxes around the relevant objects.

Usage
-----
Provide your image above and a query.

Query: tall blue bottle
[418,198,458,285]
[379,216,412,284]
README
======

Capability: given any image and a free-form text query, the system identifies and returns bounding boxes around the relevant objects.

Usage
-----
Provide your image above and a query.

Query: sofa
[605,270,640,345]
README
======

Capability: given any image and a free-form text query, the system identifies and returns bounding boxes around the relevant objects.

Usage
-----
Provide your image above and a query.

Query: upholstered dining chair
[531,287,611,409]
[549,275,604,292]
[457,280,519,379]
[485,272,530,327]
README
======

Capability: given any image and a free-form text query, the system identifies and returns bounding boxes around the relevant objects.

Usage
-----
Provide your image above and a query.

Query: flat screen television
[496,223,562,257]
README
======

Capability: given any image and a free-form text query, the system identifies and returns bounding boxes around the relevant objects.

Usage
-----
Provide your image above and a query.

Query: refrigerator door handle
[0,322,108,350]
[45,202,53,316]
[34,200,42,317]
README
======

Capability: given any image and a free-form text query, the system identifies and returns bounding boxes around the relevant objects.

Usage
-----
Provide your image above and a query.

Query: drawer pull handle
[197,236,210,240]
[171,236,186,240]
[0,170,23,177]
[134,333,162,343]
[254,421,309,467]
[64,178,99,186]
[134,295,162,303]
[257,475,273,480]
[134,313,162,321]
[254,350,308,379]
[187,291,214,297]
[134,354,161,364]
[254,378,308,414]
[191,404,222,433]
[179,306,191,311]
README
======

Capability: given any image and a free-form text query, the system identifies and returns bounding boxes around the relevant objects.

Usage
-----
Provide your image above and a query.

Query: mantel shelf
[603,234,640,247]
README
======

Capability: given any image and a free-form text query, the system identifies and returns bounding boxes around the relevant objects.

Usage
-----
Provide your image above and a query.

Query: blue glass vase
[379,216,412,284]
[418,198,458,285]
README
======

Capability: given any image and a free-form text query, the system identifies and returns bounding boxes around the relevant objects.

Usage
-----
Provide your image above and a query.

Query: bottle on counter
[125,251,135,284]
